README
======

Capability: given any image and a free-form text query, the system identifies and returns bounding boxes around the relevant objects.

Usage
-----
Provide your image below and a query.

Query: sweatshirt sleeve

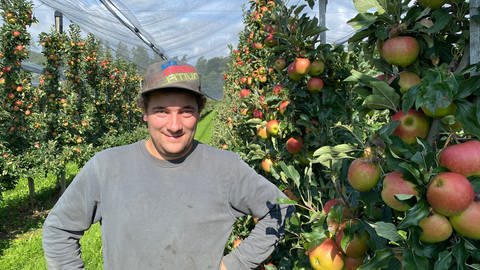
[42,157,102,270]
[222,157,295,269]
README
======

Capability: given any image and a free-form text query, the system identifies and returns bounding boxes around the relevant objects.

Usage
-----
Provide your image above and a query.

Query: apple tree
[0,0,41,199]
[215,0,384,268]
[342,0,480,268]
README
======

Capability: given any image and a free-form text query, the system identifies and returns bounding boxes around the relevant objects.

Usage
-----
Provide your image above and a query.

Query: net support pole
[471,0,480,66]
[54,10,63,33]
[319,0,327,44]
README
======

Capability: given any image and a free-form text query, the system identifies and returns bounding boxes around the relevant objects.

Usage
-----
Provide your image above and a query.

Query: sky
[29,0,358,64]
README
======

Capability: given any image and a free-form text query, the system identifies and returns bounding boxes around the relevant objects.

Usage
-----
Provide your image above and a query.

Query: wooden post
[28,177,35,209]
[471,0,480,66]
[319,0,327,44]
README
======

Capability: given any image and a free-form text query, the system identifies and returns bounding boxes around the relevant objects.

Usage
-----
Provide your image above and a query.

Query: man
[42,60,294,269]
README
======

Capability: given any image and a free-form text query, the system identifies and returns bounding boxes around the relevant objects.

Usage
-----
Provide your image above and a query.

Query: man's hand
[220,260,227,270]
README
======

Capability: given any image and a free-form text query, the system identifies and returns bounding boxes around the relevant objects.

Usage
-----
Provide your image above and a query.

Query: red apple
[426,172,475,216]
[261,158,273,173]
[392,109,430,144]
[344,256,364,270]
[278,100,289,115]
[257,126,269,140]
[381,36,420,67]
[418,0,448,9]
[347,158,381,192]
[293,57,311,75]
[273,84,283,95]
[286,137,303,154]
[239,88,250,98]
[309,238,344,270]
[439,140,480,177]
[381,171,419,211]
[307,77,324,93]
[398,71,421,93]
[266,120,280,136]
[335,220,369,258]
[418,211,452,243]
[324,198,342,214]
[287,62,302,81]
[309,60,325,76]
[325,200,352,235]
[449,201,480,240]
[264,33,277,47]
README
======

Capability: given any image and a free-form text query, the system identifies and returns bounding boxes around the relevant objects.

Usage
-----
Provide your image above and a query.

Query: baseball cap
[141,60,204,97]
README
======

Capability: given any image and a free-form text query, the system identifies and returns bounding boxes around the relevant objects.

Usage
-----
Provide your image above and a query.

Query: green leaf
[358,248,396,270]
[306,0,315,9]
[427,9,451,34]
[312,144,355,167]
[403,248,430,270]
[456,76,480,99]
[371,221,403,243]
[276,197,297,205]
[453,239,467,270]
[398,200,429,229]
[433,251,453,270]
[353,0,385,14]
[347,12,379,30]
[278,161,301,188]
[368,81,400,110]
[363,94,396,110]
[456,99,480,138]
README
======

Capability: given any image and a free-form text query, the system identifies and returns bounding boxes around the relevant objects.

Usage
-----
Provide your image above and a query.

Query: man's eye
[182,111,194,117]
[152,110,167,116]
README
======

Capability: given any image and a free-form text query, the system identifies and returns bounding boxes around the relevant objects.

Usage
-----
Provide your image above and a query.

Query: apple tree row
[0,0,144,200]
[216,0,480,269]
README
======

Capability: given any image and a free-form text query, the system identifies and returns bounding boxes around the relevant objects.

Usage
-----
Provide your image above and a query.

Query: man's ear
[143,114,148,122]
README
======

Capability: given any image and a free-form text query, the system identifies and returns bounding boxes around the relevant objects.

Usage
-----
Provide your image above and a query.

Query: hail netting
[35,0,246,63]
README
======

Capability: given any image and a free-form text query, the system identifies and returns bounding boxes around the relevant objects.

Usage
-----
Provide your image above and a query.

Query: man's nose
[167,114,183,133]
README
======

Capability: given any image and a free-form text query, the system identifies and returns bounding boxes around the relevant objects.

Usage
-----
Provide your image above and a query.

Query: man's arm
[42,158,101,269]
[222,160,295,269]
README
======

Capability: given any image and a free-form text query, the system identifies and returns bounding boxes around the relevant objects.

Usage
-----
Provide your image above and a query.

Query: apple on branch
[309,60,325,76]
[285,137,303,154]
[398,71,421,93]
[381,171,419,211]
[256,126,269,140]
[266,119,279,136]
[308,238,344,270]
[449,200,480,240]
[381,36,420,67]
[261,158,273,173]
[347,158,381,192]
[392,109,430,144]
[307,77,324,93]
[439,140,480,177]
[426,172,475,217]
[418,211,453,243]
[335,219,369,259]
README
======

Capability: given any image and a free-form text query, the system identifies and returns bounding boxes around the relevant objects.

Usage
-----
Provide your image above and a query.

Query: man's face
[143,91,200,160]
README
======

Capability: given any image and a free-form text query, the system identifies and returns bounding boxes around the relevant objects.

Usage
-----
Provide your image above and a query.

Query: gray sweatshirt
[42,140,293,269]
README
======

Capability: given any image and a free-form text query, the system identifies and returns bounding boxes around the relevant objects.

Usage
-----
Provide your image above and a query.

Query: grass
[0,114,215,269]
